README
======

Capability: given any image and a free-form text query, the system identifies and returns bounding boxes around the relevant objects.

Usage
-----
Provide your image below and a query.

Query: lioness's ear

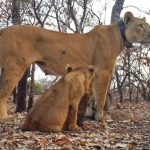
[88,65,96,74]
[124,12,134,24]
[65,64,73,73]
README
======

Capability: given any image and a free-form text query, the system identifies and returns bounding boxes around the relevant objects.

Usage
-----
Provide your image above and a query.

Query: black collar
[118,20,133,48]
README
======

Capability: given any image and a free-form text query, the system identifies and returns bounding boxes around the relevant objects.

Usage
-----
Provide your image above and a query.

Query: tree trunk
[16,69,29,112]
[115,69,123,103]
[27,64,35,111]
[127,52,132,101]
[136,84,139,103]
[12,0,21,25]
[12,0,30,112]
[111,0,125,23]
[11,0,20,103]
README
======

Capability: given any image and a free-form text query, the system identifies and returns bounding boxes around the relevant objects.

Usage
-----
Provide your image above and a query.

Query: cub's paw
[68,125,83,132]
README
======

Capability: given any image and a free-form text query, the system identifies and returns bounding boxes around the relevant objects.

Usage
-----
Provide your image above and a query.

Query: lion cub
[21,65,96,132]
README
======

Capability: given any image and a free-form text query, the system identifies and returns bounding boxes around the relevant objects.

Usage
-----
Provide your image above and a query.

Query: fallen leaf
[115,143,127,148]
[35,137,48,146]
[53,135,72,146]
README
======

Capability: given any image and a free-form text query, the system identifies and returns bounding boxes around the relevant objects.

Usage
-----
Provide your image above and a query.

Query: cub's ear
[65,64,73,73]
[124,11,134,24]
[88,65,96,74]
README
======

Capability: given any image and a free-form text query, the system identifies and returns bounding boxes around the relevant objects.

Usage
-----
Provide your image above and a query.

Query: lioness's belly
[38,48,92,75]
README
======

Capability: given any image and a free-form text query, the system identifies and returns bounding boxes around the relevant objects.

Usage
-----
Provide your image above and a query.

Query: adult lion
[0,12,150,120]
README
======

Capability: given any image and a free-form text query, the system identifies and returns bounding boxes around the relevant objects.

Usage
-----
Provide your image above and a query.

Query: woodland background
[0,0,150,149]
[0,0,149,111]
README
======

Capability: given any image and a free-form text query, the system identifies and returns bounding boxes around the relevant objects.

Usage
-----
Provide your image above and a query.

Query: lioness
[21,65,95,132]
[0,11,150,120]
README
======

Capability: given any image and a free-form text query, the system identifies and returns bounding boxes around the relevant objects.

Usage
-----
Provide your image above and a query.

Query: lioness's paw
[95,112,104,122]
[95,113,101,121]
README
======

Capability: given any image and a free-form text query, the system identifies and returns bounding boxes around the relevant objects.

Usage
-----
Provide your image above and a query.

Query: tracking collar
[118,20,133,48]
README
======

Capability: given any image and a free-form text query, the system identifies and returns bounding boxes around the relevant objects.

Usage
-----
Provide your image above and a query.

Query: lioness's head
[124,12,150,44]
[65,64,96,93]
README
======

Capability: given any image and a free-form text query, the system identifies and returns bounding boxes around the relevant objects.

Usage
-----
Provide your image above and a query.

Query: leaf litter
[0,100,149,150]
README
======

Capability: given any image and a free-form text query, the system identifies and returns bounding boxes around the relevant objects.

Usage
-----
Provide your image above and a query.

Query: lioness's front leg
[0,65,26,120]
[93,71,112,121]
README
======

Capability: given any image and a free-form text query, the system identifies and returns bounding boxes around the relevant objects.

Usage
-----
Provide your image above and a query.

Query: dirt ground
[0,99,150,150]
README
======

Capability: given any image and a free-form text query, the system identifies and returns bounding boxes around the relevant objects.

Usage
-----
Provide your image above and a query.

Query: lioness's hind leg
[0,65,26,120]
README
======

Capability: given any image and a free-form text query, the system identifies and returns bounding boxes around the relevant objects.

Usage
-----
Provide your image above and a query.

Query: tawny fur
[0,12,150,120]
[21,65,95,132]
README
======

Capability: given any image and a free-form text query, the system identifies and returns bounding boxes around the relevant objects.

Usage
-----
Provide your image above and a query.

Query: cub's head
[65,64,96,94]
[124,12,150,44]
